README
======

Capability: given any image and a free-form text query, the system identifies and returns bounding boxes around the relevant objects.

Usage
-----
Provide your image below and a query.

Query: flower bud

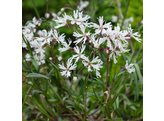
[45,13,50,19]
[61,8,65,12]
[73,76,77,81]
[94,44,100,49]
[58,56,62,61]
[49,57,53,61]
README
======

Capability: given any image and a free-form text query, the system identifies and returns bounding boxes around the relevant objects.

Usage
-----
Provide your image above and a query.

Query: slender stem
[84,73,89,121]
[66,0,74,9]
[121,0,131,29]
[22,86,32,109]
[22,55,31,72]
[22,34,33,57]
[31,0,40,19]
[116,0,123,19]
[67,108,83,120]
[50,45,57,63]
[46,0,49,13]
[113,63,117,81]
[59,114,79,117]
[90,73,98,99]
[77,66,84,75]
[48,79,63,104]
[61,76,71,98]
[87,106,100,118]
[113,68,121,82]
[106,56,109,90]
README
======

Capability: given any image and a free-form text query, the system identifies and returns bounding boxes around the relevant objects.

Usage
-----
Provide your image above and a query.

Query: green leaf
[132,72,139,101]
[58,117,63,121]
[31,58,39,71]
[48,98,57,102]
[32,90,43,96]
[29,96,51,118]
[134,63,143,89]
[22,62,30,72]
[40,95,56,117]
[26,73,49,80]
[87,101,99,115]
[27,81,33,86]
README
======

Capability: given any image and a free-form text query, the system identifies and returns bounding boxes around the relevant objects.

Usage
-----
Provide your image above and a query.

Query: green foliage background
[22,0,143,120]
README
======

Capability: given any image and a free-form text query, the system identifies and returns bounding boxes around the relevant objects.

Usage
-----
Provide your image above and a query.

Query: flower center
[66,68,69,71]
[74,19,78,23]
[107,34,110,38]
[78,53,82,57]
[99,26,103,31]
[45,37,49,40]
[115,36,118,39]
[88,62,91,66]
[83,33,86,38]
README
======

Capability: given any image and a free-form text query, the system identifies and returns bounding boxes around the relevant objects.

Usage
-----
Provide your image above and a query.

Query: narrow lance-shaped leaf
[26,73,49,80]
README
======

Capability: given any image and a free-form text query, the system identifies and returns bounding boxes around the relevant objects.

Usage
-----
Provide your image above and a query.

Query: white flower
[52,12,57,21]
[25,23,36,33]
[25,53,31,61]
[101,27,114,48]
[96,70,101,78]
[108,45,122,64]
[35,29,53,45]
[22,27,34,42]
[73,25,90,44]
[82,56,103,72]
[71,44,86,63]
[92,16,112,35]
[77,0,89,11]
[32,17,39,26]
[34,41,45,54]
[125,60,135,73]
[91,34,105,49]
[68,10,90,25]
[55,13,69,28]
[58,58,77,77]
[78,11,90,26]
[127,24,141,42]
[34,53,45,65]
[59,38,72,52]
[52,29,65,44]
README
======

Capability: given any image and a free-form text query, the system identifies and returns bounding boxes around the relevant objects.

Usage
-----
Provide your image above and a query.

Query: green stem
[90,73,98,99]
[106,57,109,90]
[66,0,74,9]
[113,63,117,81]
[31,0,40,19]
[48,79,63,104]
[46,0,49,13]
[77,66,84,75]
[84,73,89,121]
[121,0,131,29]
[22,86,32,109]
[67,108,83,120]
[22,34,33,57]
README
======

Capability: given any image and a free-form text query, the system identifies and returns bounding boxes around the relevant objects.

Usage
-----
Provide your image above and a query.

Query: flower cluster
[23,9,141,77]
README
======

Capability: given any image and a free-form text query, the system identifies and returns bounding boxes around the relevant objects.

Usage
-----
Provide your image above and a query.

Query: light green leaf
[26,73,49,80]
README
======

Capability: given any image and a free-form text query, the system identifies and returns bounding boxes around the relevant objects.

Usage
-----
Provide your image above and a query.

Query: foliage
[22,0,143,120]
